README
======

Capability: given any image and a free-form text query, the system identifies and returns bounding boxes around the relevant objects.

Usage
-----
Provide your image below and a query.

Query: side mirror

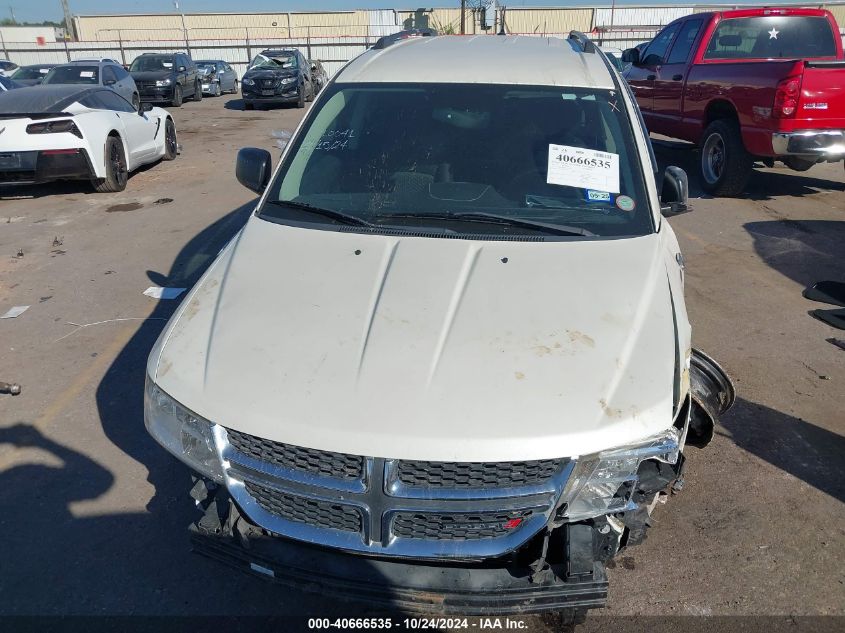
[104,78,116,85]
[178,66,186,72]
[660,166,691,216]
[236,147,272,193]
[139,102,153,114]
[621,48,640,65]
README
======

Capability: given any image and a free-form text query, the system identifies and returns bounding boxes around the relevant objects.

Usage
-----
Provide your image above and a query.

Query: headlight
[155,79,172,87]
[242,77,254,86]
[144,377,224,482]
[560,427,680,521]
[280,76,296,85]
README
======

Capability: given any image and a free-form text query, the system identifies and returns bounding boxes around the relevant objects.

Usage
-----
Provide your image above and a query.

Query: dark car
[195,60,239,97]
[129,52,201,107]
[10,64,58,86]
[309,59,329,95]
[241,49,315,110]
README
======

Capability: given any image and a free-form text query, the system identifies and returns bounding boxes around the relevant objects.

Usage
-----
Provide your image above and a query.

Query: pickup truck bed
[624,8,845,196]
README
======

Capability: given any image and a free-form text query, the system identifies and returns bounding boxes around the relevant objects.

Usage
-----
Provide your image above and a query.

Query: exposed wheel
[244,101,254,110]
[213,82,222,97]
[171,84,183,108]
[296,86,305,109]
[231,79,239,94]
[131,93,140,110]
[163,118,177,161]
[93,136,128,193]
[193,80,203,101]
[699,119,752,197]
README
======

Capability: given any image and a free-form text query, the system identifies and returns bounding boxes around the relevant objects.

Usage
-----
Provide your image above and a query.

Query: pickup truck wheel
[700,119,751,197]
[171,84,183,108]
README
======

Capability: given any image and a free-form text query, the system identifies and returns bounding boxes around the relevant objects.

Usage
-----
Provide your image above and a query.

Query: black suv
[129,52,201,107]
[241,48,314,110]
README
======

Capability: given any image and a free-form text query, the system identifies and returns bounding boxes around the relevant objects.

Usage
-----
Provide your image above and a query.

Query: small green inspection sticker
[615,195,636,212]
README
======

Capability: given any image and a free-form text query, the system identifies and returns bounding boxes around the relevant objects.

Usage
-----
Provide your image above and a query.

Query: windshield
[12,67,51,80]
[43,66,100,85]
[250,53,298,70]
[261,82,652,238]
[704,16,838,59]
[129,56,175,72]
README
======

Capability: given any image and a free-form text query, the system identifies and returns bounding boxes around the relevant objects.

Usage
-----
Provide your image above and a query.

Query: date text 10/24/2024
[308,617,529,630]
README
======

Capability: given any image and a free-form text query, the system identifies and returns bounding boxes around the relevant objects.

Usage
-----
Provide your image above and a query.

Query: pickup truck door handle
[672,74,683,81]
[647,74,656,81]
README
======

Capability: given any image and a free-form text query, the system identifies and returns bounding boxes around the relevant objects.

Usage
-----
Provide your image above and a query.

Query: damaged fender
[687,349,736,447]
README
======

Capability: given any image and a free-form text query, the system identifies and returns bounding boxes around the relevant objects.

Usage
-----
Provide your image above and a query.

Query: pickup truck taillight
[773,77,801,118]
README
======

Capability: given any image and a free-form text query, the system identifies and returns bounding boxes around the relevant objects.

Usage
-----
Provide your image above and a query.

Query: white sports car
[0,85,177,192]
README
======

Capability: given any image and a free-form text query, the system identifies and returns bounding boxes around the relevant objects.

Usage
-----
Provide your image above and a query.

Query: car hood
[244,68,297,80]
[131,71,174,81]
[150,218,677,462]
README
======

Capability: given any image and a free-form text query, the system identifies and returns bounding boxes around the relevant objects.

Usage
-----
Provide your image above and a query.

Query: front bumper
[242,84,300,104]
[191,487,609,615]
[138,86,175,102]
[0,149,92,185]
[771,129,845,157]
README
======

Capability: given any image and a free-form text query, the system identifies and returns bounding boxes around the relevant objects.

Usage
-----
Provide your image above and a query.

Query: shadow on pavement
[718,398,845,504]
[744,220,845,289]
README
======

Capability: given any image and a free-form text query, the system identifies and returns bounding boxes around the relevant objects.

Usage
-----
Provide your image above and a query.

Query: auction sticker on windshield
[547,144,619,193]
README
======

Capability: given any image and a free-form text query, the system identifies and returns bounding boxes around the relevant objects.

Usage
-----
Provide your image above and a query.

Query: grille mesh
[396,459,560,488]
[226,428,364,480]
[393,511,534,540]
[244,481,362,533]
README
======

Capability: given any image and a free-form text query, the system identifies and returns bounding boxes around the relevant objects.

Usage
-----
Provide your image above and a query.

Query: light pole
[59,0,73,40]
[174,0,189,50]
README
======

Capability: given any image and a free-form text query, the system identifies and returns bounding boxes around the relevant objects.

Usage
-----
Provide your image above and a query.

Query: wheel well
[704,100,738,127]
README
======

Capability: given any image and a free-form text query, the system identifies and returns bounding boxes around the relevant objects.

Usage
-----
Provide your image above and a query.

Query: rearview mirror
[660,166,691,216]
[621,48,640,65]
[236,147,272,193]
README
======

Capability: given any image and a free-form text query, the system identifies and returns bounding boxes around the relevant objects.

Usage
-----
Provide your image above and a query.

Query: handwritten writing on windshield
[302,128,356,151]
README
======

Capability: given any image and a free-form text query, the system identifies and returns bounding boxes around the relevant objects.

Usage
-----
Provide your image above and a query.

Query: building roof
[338,35,615,89]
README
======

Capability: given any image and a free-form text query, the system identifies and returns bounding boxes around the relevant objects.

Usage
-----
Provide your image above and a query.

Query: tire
[213,82,221,97]
[93,135,128,193]
[296,85,305,109]
[171,84,183,108]
[244,101,254,110]
[231,79,239,94]
[193,80,203,101]
[163,118,177,161]
[699,119,752,197]
[131,93,140,111]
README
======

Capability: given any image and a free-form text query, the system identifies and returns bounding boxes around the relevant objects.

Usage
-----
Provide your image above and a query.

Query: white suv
[145,30,733,616]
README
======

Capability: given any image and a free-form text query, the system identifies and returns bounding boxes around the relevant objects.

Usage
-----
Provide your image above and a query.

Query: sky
[18,0,813,25]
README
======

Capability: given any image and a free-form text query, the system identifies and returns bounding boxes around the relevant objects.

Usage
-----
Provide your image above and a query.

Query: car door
[299,52,312,97]
[97,90,158,165]
[114,64,137,105]
[651,19,705,138]
[183,56,198,95]
[215,62,228,91]
[625,22,682,125]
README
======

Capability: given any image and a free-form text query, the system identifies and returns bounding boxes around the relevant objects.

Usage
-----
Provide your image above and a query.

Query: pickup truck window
[666,20,703,64]
[703,16,838,60]
[263,83,653,238]
[642,23,681,65]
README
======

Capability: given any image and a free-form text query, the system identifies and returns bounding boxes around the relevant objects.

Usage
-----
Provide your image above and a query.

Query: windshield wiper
[378,211,594,237]
[265,200,373,227]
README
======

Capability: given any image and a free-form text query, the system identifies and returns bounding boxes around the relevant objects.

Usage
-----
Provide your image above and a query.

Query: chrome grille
[396,459,560,488]
[244,481,362,533]
[226,428,364,480]
[393,510,534,540]
[217,426,571,559]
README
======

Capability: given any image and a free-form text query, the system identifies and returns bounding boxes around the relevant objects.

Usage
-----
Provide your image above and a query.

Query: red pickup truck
[622,8,845,196]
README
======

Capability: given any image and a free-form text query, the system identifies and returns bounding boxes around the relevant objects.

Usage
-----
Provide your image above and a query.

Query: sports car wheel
[163,119,177,161]
[93,136,128,193]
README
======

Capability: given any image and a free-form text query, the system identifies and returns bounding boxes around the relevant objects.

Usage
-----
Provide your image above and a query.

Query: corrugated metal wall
[505,9,593,35]
[594,8,693,28]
